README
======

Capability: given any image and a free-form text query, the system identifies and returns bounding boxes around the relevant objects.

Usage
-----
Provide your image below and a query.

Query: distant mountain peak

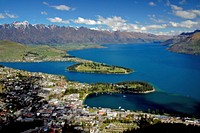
[0,22,170,45]
[12,21,30,29]
[12,20,29,25]
[180,29,200,36]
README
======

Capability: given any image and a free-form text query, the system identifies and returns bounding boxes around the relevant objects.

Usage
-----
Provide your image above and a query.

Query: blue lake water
[1,43,200,116]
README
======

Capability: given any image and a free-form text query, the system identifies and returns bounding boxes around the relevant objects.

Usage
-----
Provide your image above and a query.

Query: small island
[67,62,133,74]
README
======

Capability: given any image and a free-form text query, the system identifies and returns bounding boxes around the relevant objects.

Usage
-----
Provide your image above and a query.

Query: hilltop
[163,30,200,55]
[0,21,170,45]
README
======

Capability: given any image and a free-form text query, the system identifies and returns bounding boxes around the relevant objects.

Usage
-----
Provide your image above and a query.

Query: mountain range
[1,21,199,55]
[0,21,169,45]
[164,30,200,55]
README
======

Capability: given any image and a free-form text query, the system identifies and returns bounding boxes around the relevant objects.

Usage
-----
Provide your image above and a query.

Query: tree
[148,108,151,114]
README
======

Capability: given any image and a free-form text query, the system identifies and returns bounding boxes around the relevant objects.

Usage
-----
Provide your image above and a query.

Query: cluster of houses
[0,66,86,132]
[0,66,200,133]
[6,55,92,63]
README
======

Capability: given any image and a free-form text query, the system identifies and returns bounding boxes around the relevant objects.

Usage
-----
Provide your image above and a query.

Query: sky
[0,0,199,35]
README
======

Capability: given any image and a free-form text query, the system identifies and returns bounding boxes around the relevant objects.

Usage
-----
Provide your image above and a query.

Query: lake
[1,43,200,116]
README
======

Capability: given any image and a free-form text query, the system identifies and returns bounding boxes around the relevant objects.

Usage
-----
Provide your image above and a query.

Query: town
[0,65,200,133]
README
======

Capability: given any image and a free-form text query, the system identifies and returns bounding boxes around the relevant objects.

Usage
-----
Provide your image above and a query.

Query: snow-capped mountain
[0,21,170,45]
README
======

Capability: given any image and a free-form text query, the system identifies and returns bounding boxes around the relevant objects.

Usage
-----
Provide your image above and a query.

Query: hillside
[163,30,200,55]
[0,21,170,45]
[0,40,68,62]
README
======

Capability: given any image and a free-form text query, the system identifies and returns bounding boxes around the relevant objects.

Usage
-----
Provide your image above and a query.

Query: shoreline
[135,88,155,94]
[0,56,92,63]
[0,42,104,63]
[81,89,156,106]
[67,70,133,75]
[81,84,156,104]
[66,44,106,52]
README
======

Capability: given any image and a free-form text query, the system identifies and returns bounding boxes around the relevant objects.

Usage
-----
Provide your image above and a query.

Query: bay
[84,92,200,116]
[68,44,200,100]
[1,43,200,116]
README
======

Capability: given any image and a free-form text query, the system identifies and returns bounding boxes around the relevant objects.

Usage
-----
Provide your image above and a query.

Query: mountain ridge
[0,21,170,45]
[163,30,200,55]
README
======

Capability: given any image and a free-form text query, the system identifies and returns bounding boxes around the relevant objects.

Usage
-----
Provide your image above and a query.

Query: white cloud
[174,10,197,19]
[148,14,165,23]
[169,20,198,28]
[192,10,200,16]
[0,13,18,19]
[171,5,182,10]
[154,30,183,35]
[73,16,169,32]
[5,13,18,18]
[98,16,126,27]
[71,15,198,34]
[97,16,141,32]
[170,4,200,19]
[149,2,156,6]
[51,5,71,11]
[47,17,69,24]
[74,17,101,25]
[0,14,5,19]
[135,21,140,24]
[141,24,167,31]
[74,16,196,33]
[43,2,49,6]
[151,18,165,23]
[73,16,141,32]
[43,2,73,11]
[179,0,186,5]
[41,11,48,15]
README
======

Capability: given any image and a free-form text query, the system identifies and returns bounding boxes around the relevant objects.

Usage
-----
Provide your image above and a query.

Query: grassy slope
[0,40,27,61]
[0,40,66,61]
[29,45,66,57]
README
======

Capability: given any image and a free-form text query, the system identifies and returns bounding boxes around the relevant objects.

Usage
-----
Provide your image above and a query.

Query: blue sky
[0,0,199,35]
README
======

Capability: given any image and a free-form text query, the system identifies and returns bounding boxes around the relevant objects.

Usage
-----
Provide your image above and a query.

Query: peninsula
[67,62,133,74]
[64,81,155,100]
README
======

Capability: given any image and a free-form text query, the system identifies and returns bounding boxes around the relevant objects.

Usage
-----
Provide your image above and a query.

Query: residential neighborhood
[0,65,200,133]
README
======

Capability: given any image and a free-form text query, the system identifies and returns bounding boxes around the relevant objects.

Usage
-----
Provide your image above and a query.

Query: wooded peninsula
[64,81,155,100]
